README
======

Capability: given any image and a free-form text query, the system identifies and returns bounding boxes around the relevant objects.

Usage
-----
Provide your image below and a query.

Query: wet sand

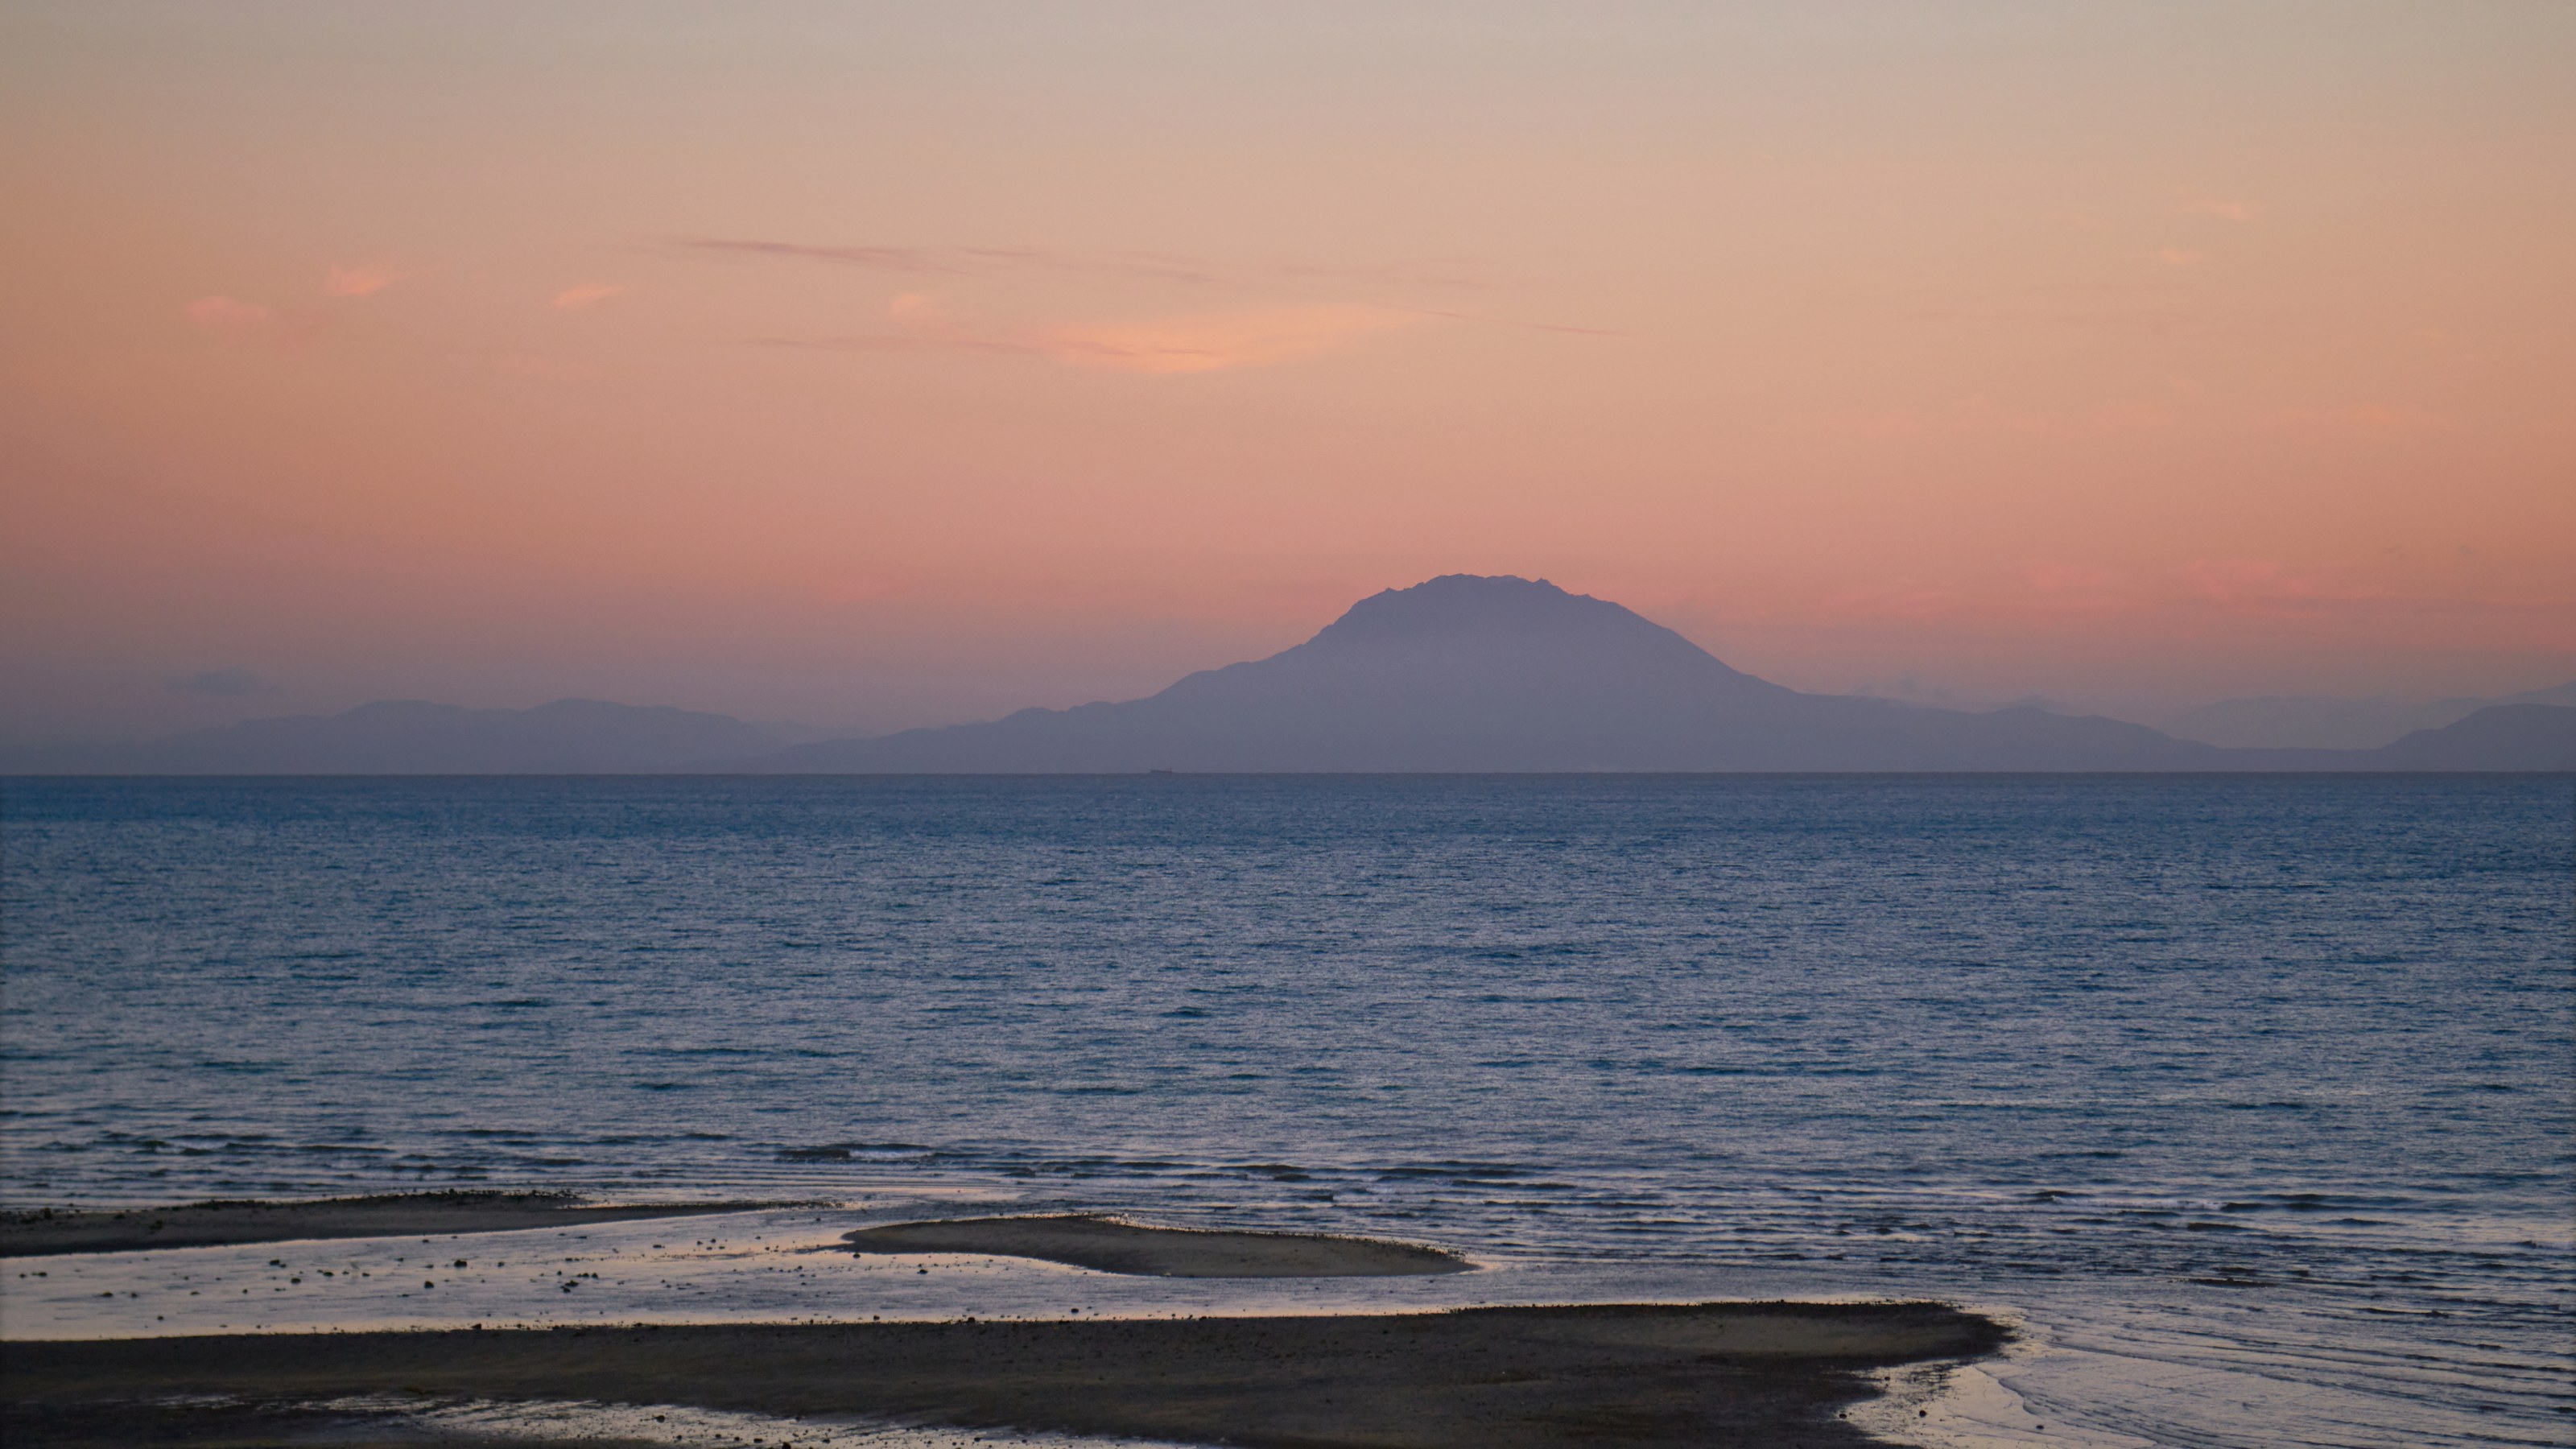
[842,1214,1472,1277]
[2,1300,2008,1447]
[0,1192,774,1257]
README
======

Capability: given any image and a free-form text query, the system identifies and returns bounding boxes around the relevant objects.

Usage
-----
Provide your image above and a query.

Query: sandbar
[841,1213,1472,1277]
[0,1192,775,1258]
[1,1300,2008,1447]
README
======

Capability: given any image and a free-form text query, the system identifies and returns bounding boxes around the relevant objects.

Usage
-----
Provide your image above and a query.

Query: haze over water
[5,774,2570,1447]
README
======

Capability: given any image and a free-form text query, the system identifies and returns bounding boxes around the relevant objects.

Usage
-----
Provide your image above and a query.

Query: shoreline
[0,1192,782,1258]
[1,1300,2009,1447]
[841,1213,1473,1277]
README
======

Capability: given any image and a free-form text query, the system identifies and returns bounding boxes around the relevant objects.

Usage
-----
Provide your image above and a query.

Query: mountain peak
[1309,574,1649,646]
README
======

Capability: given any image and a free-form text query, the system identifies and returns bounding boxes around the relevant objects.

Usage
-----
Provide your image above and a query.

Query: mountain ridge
[17,698,861,774]
[2161,681,2576,749]
[737,576,2566,773]
[16,577,2570,774]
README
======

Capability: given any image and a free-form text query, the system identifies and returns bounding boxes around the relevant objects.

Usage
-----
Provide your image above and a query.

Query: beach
[1,1203,2009,1446]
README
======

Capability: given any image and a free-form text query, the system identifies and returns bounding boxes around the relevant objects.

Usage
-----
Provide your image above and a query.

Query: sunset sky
[4,2,2570,743]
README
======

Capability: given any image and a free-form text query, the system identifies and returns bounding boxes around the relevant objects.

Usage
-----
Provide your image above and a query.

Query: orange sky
[4,2,2571,741]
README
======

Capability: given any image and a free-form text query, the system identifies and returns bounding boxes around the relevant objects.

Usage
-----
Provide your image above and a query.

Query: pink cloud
[674,238,970,275]
[549,283,625,311]
[852,291,1051,357]
[758,299,1422,374]
[2009,564,2142,620]
[2179,559,2390,616]
[1038,304,1417,374]
[184,295,276,329]
[669,236,1494,293]
[2152,246,2207,267]
[323,262,416,298]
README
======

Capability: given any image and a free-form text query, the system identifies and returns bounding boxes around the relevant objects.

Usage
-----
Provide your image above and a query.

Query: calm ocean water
[3,775,2570,1447]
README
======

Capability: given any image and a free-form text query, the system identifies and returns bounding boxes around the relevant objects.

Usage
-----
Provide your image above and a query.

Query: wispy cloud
[2152,246,2207,267]
[678,236,1620,349]
[753,291,1055,358]
[672,238,975,275]
[549,283,626,311]
[323,262,419,298]
[2179,559,2392,616]
[957,245,1228,287]
[184,295,276,329]
[756,299,1422,374]
[758,333,1049,359]
[2181,198,2256,222]
[1042,304,1418,374]
[667,237,1496,294]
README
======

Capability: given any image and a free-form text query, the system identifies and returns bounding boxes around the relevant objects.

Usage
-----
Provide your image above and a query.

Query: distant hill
[25,580,2566,775]
[741,575,2231,773]
[42,699,857,774]
[2370,704,2576,771]
[2161,682,2576,749]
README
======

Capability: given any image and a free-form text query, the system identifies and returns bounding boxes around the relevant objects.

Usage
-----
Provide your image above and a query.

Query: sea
[2,775,2570,1448]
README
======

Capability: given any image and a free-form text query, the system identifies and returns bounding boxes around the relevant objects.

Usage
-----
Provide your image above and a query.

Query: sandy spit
[1,1301,2007,1448]
[0,1192,779,1257]
[841,1214,1472,1277]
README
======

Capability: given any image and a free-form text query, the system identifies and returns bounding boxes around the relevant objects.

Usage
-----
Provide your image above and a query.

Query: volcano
[745,575,2223,771]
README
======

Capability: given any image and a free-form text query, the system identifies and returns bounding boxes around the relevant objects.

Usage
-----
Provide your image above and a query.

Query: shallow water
[4,776,2571,1447]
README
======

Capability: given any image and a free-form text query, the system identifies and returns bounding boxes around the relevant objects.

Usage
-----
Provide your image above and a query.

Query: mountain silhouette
[743,575,2227,772]
[64,699,826,774]
[29,579,2566,774]
[2161,680,2576,749]
[2370,703,2576,771]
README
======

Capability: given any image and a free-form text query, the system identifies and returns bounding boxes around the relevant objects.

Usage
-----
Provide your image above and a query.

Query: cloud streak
[1043,304,1418,374]
[752,302,1423,374]
[550,283,626,310]
[323,262,419,298]
[667,237,1497,294]
[2178,559,2392,616]
[671,238,978,275]
[675,237,1616,344]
